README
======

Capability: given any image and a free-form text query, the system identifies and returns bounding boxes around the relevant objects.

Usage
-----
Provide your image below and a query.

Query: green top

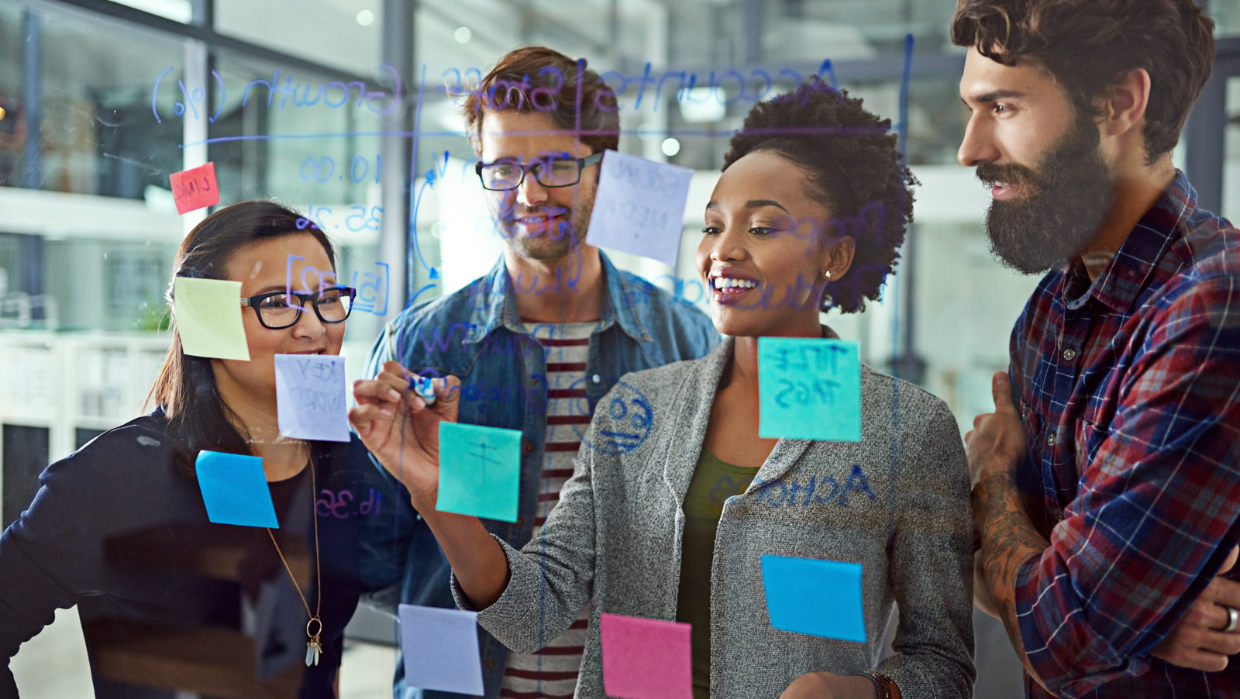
[675,446,758,699]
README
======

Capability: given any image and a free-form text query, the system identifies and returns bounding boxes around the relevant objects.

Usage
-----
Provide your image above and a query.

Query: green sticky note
[436,422,522,522]
[758,337,861,441]
[174,277,250,361]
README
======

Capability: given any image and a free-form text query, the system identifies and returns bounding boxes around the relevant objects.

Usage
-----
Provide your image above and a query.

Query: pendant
[305,616,323,667]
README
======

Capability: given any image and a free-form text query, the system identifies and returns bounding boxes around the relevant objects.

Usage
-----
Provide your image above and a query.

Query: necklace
[266,453,324,667]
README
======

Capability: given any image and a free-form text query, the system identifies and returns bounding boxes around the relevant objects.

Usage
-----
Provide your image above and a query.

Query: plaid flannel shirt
[1008,171,1240,699]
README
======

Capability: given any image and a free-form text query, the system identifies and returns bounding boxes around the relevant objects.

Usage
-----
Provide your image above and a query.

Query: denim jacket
[359,252,718,699]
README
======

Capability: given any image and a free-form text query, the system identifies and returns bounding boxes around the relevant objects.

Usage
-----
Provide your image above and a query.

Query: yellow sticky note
[174,277,250,361]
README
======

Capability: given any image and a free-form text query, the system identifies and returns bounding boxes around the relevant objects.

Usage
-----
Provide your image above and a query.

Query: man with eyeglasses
[361,46,717,699]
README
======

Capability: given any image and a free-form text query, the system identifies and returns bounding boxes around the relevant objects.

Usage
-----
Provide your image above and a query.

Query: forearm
[420,507,511,609]
[973,468,1050,688]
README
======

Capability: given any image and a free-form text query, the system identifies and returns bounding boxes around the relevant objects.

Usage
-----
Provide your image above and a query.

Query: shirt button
[592,374,601,383]
[522,439,533,454]
[1047,434,1057,447]
[1063,348,1077,362]
[517,516,524,526]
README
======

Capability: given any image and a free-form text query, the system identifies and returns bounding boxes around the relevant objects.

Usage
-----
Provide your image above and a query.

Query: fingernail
[379,408,392,417]
[388,389,401,401]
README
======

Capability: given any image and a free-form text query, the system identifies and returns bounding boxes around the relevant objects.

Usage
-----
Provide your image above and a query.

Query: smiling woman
[350,80,976,699]
[0,201,398,698]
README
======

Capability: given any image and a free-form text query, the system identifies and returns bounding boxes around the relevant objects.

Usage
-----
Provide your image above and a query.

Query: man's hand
[966,371,1050,690]
[1153,545,1240,671]
[965,371,1027,487]
[350,361,460,508]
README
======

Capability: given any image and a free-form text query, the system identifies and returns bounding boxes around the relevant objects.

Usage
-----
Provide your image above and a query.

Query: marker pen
[409,375,437,406]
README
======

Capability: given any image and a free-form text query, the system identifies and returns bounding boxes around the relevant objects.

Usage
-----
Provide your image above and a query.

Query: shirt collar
[1065,169,1196,313]
[464,250,652,344]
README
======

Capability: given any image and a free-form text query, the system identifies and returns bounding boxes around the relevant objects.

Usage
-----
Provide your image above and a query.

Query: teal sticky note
[761,554,866,642]
[757,337,861,441]
[195,451,278,528]
[436,422,522,523]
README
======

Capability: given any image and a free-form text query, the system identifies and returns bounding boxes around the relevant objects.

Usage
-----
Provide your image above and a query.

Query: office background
[2,0,1239,696]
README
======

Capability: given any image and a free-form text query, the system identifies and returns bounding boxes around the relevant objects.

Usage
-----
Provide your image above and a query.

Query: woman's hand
[349,361,459,508]
[780,672,884,699]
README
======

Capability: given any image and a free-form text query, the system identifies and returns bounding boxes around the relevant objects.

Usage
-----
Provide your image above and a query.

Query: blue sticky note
[436,422,522,523]
[274,354,349,442]
[585,150,693,267]
[399,604,484,695]
[757,337,862,441]
[195,451,278,528]
[761,555,866,642]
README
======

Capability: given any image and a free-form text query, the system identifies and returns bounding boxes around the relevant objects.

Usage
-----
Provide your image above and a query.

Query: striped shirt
[498,321,597,699]
[1010,171,1240,698]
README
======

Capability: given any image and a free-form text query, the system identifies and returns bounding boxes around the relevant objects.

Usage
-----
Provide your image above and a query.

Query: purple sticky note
[398,604,484,695]
[600,613,693,699]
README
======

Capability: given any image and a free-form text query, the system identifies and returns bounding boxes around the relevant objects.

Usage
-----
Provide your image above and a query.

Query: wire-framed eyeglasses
[476,152,603,191]
[240,287,357,329]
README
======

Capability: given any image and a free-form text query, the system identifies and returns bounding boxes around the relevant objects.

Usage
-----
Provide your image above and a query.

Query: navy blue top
[0,409,395,698]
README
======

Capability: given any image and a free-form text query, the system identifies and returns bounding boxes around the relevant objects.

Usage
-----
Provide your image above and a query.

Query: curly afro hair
[722,77,916,314]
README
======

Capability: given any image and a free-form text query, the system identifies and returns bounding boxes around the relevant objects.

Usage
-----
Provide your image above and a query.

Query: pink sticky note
[170,162,221,214]
[599,613,692,699]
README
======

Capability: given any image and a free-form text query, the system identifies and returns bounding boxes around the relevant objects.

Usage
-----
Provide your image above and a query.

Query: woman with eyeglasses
[352,80,975,699]
[0,201,393,698]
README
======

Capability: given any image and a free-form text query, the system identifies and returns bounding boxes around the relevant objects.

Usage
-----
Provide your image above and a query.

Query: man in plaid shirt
[954,1,1240,697]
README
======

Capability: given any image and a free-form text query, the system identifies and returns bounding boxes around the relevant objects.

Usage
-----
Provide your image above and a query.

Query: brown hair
[461,46,620,157]
[148,201,336,473]
[951,0,1215,161]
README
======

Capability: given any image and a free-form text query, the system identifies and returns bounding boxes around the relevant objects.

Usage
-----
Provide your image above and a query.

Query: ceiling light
[356,9,375,26]
[455,26,472,43]
[661,138,681,157]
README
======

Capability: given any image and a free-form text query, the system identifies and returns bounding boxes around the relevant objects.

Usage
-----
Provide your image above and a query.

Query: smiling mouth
[709,274,760,305]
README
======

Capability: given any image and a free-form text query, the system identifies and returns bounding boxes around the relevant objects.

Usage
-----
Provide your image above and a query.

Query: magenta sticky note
[599,613,692,699]
[170,161,221,214]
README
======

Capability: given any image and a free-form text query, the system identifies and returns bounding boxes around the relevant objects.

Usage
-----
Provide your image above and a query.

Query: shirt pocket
[1073,418,1107,471]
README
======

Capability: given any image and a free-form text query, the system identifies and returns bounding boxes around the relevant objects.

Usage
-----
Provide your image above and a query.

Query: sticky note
[757,337,861,441]
[195,451,278,528]
[174,277,250,361]
[170,161,221,214]
[398,604,484,695]
[436,422,522,522]
[274,354,349,442]
[761,554,866,642]
[599,613,693,699]
[586,150,693,267]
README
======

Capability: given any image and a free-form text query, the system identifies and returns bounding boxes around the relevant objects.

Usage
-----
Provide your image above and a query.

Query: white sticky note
[274,354,349,442]
[586,150,693,267]
[398,604,484,696]
[174,277,250,361]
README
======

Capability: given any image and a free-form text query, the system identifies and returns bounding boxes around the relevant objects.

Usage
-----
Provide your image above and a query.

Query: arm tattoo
[974,469,1051,688]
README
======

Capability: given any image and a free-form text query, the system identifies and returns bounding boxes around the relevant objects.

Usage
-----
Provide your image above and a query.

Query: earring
[824,270,832,279]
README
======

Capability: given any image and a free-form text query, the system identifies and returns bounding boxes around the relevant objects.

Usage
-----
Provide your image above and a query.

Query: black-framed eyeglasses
[476,151,603,191]
[240,287,357,329]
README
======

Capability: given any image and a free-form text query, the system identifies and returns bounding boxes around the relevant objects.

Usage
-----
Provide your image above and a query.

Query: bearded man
[955,1,1240,698]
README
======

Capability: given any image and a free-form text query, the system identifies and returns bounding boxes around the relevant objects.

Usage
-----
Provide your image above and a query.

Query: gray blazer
[455,336,975,698]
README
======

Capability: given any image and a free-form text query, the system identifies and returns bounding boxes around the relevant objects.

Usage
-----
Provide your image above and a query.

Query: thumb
[1222,545,1239,575]
[992,371,1015,412]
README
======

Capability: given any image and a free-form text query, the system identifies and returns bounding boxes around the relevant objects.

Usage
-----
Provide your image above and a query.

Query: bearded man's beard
[978,116,1113,275]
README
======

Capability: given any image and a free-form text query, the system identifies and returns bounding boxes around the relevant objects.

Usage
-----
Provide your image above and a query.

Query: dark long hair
[148,201,336,475]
